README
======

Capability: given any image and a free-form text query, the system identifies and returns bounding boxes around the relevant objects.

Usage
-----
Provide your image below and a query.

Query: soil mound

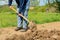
[0,22,60,40]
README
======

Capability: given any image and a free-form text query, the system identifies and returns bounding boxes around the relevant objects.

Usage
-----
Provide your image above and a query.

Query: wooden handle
[10,7,18,13]
[10,7,30,23]
[18,14,30,23]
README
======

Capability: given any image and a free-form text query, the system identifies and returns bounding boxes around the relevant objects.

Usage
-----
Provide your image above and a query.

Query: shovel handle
[10,7,30,23]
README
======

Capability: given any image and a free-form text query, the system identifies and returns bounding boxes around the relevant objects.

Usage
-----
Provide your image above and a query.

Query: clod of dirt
[52,34,58,39]
[28,21,37,32]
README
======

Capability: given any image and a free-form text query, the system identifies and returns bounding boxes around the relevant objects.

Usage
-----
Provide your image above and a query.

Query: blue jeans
[17,0,30,29]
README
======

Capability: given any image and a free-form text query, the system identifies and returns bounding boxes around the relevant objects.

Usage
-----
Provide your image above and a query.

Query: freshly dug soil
[0,22,60,40]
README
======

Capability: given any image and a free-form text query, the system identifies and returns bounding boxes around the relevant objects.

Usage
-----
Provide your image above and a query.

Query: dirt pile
[0,29,60,40]
[25,29,60,40]
[0,22,60,40]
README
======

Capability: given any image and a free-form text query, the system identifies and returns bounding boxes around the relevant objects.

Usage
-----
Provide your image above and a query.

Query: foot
[20,28,28,32]
[15,27,22,31]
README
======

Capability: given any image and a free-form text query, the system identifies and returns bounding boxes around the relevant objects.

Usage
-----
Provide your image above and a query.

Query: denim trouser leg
[17,16,23,27]
[23,10,28,29]
[17,9,28,29]
[17,8,23,27]
[17,0,30,28]
[23,0,30,29]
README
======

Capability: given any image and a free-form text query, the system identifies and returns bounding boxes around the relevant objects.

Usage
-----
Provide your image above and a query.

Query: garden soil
[0,22,60,40]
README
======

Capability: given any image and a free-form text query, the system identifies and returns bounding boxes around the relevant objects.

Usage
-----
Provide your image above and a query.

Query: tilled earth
[0,22,60,40]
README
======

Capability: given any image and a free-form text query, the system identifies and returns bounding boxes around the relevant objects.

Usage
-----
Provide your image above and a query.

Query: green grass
[0,5,60,28]
[0,12,60,27]
[28,12,60,23]
[0,12,17,28]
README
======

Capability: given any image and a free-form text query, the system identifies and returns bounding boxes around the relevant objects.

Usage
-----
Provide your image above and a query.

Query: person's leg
[23,0,30,30]
[23,9,28,29]
[15,8,23,31]
[20,0,30,32]
[17,16,22,28]
[20,9,28,32]
[17,8,23,28]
